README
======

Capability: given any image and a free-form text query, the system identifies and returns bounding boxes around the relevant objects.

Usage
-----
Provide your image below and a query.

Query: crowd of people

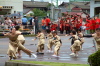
[0,13,100,36]
[41,14,100,35]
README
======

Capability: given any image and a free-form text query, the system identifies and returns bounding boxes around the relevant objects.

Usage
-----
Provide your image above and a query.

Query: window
[95,1,100,4]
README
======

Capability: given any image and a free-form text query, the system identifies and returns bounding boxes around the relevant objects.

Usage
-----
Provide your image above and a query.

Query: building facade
[0,0,23,15]
[90,0,100,17]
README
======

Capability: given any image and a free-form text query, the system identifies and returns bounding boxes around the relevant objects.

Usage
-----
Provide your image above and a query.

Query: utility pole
[56,0,58,8]
[51,0,54,20]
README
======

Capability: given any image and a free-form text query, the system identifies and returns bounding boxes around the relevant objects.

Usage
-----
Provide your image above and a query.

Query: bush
[33,8,47,17]
[88,50,100,66]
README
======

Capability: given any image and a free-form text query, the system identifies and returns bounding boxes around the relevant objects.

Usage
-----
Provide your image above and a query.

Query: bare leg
[18,50,21,57]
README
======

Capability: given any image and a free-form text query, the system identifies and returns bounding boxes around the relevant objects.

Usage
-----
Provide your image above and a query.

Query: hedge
[88,50,100,66]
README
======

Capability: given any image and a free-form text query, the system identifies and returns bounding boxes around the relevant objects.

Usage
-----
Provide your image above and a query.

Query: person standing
[17,17,22,26]
[65,19,70,35]
[59,18,64,34]
[29,16,34,25]
[4,17,12,29]
[95,16,100,29]
[34,16,39,34]
[22,15,28,26]
[45,16,51,29]
[41,17,46,33]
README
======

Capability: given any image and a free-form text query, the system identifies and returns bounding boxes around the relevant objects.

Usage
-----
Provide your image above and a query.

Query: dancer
[78,29,84,50]
[0,28,37,60]
[83,28,100,51]
[52,31,62,57]
[15,26,25,57]
[78,33,84,50]
[33,30,45,54]
[46,29,54,53]
[69,31,81,57]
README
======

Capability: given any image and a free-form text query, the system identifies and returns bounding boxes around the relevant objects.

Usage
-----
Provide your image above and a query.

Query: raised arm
[83,34,93,37]
[0,33,9,36]
[21,32,30,35]
[0,34,4,36]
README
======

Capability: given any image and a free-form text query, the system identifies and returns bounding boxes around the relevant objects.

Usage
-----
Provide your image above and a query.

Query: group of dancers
[33,28,100,57]
[0,25,100,60]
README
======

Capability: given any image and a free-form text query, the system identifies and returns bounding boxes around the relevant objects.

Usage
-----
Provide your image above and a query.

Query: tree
[32,8,47,17]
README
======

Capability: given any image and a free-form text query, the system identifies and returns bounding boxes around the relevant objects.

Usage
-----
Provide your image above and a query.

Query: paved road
[0,36,95,66]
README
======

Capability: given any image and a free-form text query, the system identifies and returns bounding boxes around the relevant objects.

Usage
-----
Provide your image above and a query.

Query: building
[23,1,49,16]
[59,2,90,14]
[0,0,23,15]
[90,0,100,17]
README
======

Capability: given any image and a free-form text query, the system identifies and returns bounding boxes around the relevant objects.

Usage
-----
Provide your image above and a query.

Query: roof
[78,5,90,9]
[63,12,83,15]
[71,2,90,9]
[59,2,90,9]
[23,8,32,14]
[72,7,82,10]
[23,1,49,8]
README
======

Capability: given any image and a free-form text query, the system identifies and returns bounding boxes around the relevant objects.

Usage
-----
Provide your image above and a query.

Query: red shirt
[95,18,100,29]
[50,24,57,31]
[85,23,90,30]
[91,19,95,29]
[88,20,93,30]
[45,18,50,26]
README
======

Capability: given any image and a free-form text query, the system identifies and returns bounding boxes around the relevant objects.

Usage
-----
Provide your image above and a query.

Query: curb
[5,61,49,66]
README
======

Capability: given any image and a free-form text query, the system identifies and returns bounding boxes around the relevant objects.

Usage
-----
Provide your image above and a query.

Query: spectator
[13,16,18,25]
[17,17,22,25]
[34,16,39,34]
[4,17,12,29]
[41,17,46,30]
[22,15,28,26]
[29,15,34,25]
[45,16,51,29]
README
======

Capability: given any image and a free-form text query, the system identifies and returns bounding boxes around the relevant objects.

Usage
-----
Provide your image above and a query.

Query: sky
[24,0,69,5]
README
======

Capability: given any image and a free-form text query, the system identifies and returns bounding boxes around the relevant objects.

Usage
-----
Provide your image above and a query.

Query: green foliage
[30,13,34,16]
[32,8,47,17]
[12,60,89,66]
[88,50,100,66]
[47,3,54,8]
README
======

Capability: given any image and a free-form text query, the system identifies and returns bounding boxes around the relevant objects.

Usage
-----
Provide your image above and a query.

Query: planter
[5,61,49,66]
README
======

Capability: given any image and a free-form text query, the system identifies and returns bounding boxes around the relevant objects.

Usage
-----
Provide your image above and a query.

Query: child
[69,31,81,57]
[78,33,84,50]
[33,30,45,54]
[46,29,54,53]
[77,29,84,50]
[52,31,62,57]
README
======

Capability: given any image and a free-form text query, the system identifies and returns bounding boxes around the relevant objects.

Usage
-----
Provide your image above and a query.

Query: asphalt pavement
[0,36,95,66]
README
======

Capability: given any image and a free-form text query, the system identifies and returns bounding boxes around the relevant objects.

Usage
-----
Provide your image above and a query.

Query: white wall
[90,0,100,17]
[25,10,34,15]
[0,0,23,14]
